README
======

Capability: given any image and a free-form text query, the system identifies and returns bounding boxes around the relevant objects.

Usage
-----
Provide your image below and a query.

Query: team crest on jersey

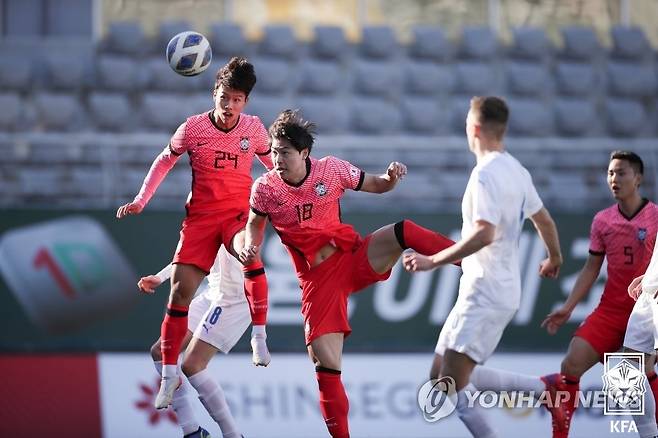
[638,228,647,241]
[315,181,327,197]
[239,137,250,152]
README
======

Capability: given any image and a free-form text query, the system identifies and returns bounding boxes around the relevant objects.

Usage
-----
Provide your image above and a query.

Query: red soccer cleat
[541,373,572,437]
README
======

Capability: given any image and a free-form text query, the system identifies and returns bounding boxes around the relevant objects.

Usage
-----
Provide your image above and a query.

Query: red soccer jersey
[170,112,271,214]
[589,200,658,315]
[250,156,365,273]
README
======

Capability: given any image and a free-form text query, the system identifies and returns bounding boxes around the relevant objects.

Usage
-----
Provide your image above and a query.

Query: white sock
[153,360,199,435]
[456,383,497,438]
[636,377,658,438]
[189,369,240,438]
[162,363,178,378]
[252,325,266,338]
[470,366,545,394]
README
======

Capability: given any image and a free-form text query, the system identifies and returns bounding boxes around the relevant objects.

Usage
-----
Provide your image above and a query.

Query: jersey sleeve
[641,232,658,295]
[473,169,502,226]
[132,144,182,208]
[523,171,543,218]
[250,176,273,217]
[588,213,605,255]
[330,156,365,191]
[169,121,191,155]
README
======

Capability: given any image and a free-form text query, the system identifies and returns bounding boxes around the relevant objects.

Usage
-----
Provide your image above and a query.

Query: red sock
[316,367,350,438]
[647,371,658,422]
[243,262,268,326]
[394,220,459,265]
[563,374,580,412]
[160,303,188,365]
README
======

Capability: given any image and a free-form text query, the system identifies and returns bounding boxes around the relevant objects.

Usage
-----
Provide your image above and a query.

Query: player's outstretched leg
[156,264,206,409]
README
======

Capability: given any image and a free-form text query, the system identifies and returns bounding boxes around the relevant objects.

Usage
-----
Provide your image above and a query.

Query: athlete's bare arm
[359,162,407,194]
[403,219,494,272]
[541,253,604,334]
[530,207,563,278]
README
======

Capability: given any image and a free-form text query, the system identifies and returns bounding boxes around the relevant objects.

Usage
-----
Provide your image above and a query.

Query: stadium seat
[555,62,598,96]
[186,93,213,116]
[353,60,401,98]
[554,98,597,137]
[409,25,451,61]
[405,61,455,96]
[259,25,299,59]
[360,25,399,59]
[509,27,551,60]
[560,26,602,61]
[506,62,550,96]
[506,98,554,136]
[296,96,349,134]
[157,20,193,53]
[400,97,447,135]
[87,92,134,132]
[247,95,294,128]
[104,21,148,56]
[0,93,24,131]
[33,93,85,131]
[350,98,402,134]
[610,26,651,60]
[449,96,471,134]
[0,57,32,91]
[607,62,657,99]
[250,57,291,95]
[140,93,186,131]
[455,62,499,95]
[460,26,499,60]
[297,60,342,95]
[209,22,249,57]
[96,55,146,92]
[145,57,205,92]
[605,98,647,137]
[44,53,89,91]
[311,26,348,60]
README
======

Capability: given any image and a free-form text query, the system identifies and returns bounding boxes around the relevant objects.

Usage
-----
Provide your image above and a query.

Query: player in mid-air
[403,96,563,438]
[541,151,658,437]
[240,109,458,438]
[116,57,273,409]
[140,246,247,438]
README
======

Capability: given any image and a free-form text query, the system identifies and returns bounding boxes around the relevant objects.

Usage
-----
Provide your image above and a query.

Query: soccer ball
[166,31,212,76]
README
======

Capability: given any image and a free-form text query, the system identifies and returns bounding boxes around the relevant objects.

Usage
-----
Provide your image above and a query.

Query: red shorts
[173,209,246,273]
[298,234,392,345]
[573,306,630,359]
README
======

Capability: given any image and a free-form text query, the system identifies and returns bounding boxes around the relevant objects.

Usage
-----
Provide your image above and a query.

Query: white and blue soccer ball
[166,31,212,76]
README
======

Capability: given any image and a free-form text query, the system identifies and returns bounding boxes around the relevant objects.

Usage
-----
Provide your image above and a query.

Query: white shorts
[435,300,516,364]
[624,293,658,354]
[188,293,251,353]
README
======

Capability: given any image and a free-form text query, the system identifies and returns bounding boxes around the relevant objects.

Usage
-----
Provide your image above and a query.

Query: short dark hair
[214,56,256,96]
[269,109,316,153]
[610,150,644,175]
[470,96,509,140]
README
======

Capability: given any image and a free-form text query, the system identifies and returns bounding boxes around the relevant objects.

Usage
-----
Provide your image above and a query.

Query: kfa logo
[315,181,327,197]
[638,228,647,241]
[239,137,249,152]
[602,352,646,416]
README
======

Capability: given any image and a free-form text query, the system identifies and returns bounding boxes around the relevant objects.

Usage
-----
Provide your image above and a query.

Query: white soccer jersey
[155,245,246,306]
[458,151,543,310]
[642,232,658,296]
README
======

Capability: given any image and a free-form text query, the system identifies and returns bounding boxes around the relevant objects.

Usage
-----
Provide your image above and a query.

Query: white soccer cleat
[154,375,181,409]
[251,335,271,367]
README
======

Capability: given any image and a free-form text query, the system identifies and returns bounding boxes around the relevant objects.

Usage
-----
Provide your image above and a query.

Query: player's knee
[150,341,162,361]
[181,357,206,377]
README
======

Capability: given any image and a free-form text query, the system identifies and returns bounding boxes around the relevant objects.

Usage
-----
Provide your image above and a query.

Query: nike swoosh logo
[197,141,209,147]
[277,201,287,206]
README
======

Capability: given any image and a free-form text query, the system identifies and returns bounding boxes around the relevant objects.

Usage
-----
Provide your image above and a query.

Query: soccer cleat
[183,427,212,438]
[154,375,182,409]
[251,335,271,366]
[541,373,569,437]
